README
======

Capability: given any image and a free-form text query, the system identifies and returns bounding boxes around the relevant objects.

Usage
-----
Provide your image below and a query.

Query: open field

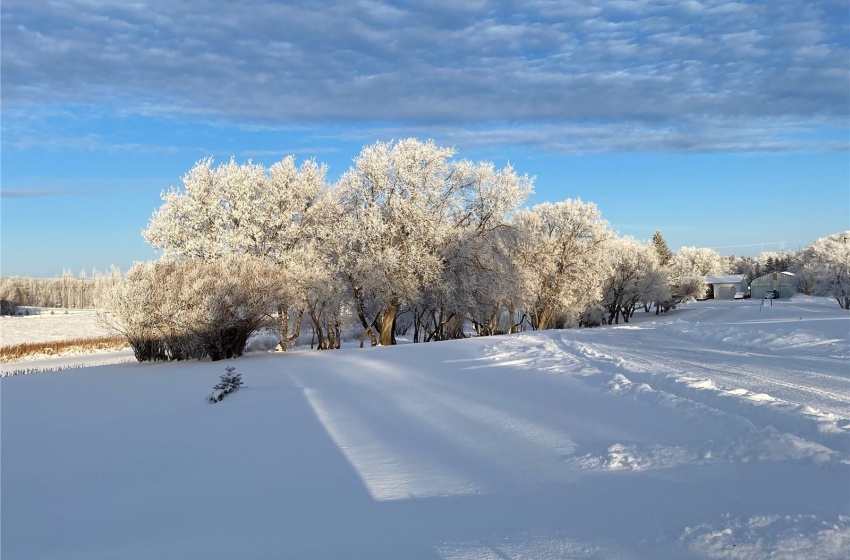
[0,309,114,347]
[0,309,128,364]
[0,335,128,363]
[1,296,848,559]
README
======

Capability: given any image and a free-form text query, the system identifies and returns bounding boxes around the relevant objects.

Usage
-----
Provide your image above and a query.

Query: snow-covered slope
[2,297,848,559]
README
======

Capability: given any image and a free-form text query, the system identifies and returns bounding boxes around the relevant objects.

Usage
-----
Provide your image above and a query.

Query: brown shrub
[0,335,129,363]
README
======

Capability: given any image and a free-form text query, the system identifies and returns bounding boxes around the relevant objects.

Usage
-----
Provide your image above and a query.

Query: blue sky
[2,0,848,278]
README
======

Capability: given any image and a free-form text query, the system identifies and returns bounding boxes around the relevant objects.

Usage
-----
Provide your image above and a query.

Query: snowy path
[2,298,848,559]
[566,338,849,451]
[488,298,850,456]
[588,340,849,417]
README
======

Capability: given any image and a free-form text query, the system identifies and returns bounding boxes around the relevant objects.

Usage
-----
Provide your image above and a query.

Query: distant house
[751,271,797,299]
[705,275,750,300]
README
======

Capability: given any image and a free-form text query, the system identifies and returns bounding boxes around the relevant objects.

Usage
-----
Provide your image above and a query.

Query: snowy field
[0,309,114,347]
[2,296,848,559]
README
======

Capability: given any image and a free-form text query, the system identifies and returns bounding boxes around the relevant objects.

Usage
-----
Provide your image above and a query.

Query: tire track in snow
[566,339,849,455]
[591,341,848,415]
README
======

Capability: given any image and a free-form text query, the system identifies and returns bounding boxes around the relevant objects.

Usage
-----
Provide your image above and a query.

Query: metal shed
[751,271,797,299]
[705,275,750,300]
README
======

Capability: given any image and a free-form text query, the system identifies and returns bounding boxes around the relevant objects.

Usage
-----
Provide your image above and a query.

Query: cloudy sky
[2,0,848,277]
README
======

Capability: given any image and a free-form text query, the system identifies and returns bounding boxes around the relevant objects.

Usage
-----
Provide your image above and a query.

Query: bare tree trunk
[379,300,399,346]
[425,309,458,342]
[325,319,335,350]
[413,309,422,343]
[350,276,378,347]
[277,307,303,351]
[279,307,289,350]
[537,306,551,331]
[307,303,326,350]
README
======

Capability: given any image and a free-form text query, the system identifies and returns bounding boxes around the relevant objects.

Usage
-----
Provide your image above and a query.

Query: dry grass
[0,335,129,363]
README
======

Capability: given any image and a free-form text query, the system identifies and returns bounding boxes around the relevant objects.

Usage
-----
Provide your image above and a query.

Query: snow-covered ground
[2,297,848,559]
[0,309,114,347]
[0,309,131,369]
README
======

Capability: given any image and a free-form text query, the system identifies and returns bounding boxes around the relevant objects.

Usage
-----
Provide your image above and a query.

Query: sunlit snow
[2,296,848,559]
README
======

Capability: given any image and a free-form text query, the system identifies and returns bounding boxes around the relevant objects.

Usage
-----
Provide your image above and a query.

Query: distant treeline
[0,268,122,311]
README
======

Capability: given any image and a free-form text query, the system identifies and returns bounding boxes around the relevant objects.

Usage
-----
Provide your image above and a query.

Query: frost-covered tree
[755,251,794,277]
[669,276,707,304]
[422,160,534,340]
[668,246,727,301]
[729,255,757,282]
[332,138,533,345]
[144,156,325,260]
[453,160,534,236]
[673,246,728,278]
[639,266,673,314]
[448,227,528,337]
[601,237,671,324]
[99,257,283,361]
[143,156,326,346]
[299,216,350,351]
[798,232,850,309]
[514,200,612,330]
[0,268,121,310]
[791,257,819,296]
[332,139,458,345]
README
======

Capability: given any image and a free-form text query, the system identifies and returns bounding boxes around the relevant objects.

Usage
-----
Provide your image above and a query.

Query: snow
[0,309,114,347]
[705,274,747,284]
[2,296,848,559]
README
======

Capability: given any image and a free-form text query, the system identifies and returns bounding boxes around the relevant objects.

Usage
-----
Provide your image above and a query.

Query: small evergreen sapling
[207,366,244,403]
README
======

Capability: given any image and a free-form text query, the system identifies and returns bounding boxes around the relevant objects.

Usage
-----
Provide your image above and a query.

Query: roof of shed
[752,271,797,284]
[705,275,747,284]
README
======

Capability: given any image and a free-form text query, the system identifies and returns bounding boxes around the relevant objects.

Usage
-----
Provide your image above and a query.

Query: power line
[711,242,785,250]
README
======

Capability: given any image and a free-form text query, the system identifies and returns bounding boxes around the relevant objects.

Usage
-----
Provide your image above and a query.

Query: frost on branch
[143,156,324,262]
[667,246,727,302]
[99,256,283,362]
[599,237,671,324]
[125,139,708,352]
[513,200,613,330]
[331,139,459,346]
[673,246,728,278]
[797,231,850,310]
[331,138,535,345]
[142,156,325,347]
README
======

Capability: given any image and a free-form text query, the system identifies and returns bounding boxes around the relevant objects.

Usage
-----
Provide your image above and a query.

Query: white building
[705,275,750,300]
[750,271,797,299]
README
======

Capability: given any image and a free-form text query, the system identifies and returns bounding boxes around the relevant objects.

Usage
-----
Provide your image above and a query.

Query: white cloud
[1,0,847,154]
